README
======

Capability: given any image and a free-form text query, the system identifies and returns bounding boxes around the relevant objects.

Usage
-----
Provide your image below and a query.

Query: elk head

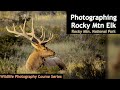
[6,18,55,58]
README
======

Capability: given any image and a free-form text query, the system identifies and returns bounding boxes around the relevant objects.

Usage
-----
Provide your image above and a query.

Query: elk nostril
[53,52,55,55]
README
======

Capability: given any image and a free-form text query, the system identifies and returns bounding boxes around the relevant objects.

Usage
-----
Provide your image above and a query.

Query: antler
[6,18,54,44]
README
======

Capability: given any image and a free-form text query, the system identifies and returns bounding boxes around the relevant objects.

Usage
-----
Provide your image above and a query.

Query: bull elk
[6,18,66,71]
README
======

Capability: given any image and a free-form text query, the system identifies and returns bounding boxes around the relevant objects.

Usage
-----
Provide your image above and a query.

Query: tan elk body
[25,43,55,70]
[6,18,66,71]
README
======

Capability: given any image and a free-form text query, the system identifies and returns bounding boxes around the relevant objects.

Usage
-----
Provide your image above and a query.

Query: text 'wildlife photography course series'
[0,11,117,79]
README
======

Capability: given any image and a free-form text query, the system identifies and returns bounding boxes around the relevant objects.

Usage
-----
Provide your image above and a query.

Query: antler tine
[38,26,54,44]
[6,17,54,44]
[42,30,45,42]
[40,26,44,38]
[26,18,34,37]
[22,18,27,33]
[6,19,32,41]
[30,18,41,43]
[13,23,16,31]
[19,18,27,34]
[31,18,35,37]
[13,23,21,37]
[6,23,14,33]
[6,23,22,37]
[49,33,54,41]
[43,32,54,43]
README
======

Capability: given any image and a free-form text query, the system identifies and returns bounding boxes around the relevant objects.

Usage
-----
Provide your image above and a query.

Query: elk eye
[43,48,46,50]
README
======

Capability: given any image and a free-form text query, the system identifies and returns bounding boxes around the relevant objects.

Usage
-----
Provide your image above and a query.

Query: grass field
[0,11,106,79]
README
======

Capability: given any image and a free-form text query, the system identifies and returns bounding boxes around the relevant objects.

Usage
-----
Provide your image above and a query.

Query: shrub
[0,59,17,74]
[64,59,106,79]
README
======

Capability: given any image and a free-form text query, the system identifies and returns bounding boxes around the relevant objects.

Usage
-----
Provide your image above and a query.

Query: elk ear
[31,42,40,50]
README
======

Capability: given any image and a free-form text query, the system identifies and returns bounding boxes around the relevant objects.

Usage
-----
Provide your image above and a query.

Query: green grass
[0,59,17,74]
